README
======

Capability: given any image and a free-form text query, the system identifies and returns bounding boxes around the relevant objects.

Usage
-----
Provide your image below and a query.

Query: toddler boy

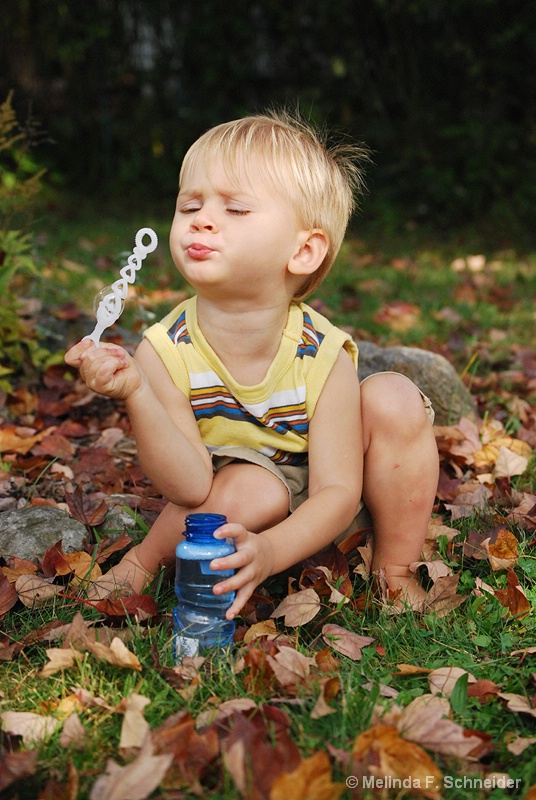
[65,110,439,616]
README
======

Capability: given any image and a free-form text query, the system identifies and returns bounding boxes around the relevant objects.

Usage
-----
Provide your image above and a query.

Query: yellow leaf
[484,530,518,570]
[270,750,345,800]
[352,724,442,799]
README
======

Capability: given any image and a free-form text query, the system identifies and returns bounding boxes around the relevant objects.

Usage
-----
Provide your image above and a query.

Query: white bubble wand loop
[85,227,158,346]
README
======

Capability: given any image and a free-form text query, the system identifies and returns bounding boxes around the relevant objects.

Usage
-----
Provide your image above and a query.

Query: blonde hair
[179,109,370,300]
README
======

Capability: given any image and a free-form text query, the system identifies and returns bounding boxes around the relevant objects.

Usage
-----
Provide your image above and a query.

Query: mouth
[187,243,214,260]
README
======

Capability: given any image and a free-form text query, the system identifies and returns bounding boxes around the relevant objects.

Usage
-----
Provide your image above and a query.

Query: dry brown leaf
[394,664,432,676]
[151,709,220,793]
[0,571,18,620]
[267,646,316,688]
[494,445,529,478]
[15,574,62,607]
[64,551,102,584]
[0,425,56,455]
[271,588,321,626]
[59,713,86,750]
[423,574,467,617]
[89,737,172,800]
[495,569,531,619]
[244,619,281,643]
[499,692,536,718]
[322,624,375,660]
[483,530,518,570]
[0,750,38,792]
[398,694,490,758]
[39,647,83,677]
[352,724,442,799]
[506,735,536,755]
[1,711,60,745]
[410,560,452,582]
[119,694,151,750]
[270,749,345,800]
[428,667,475,697]
[87,637,141,671]
[310,677,341,719]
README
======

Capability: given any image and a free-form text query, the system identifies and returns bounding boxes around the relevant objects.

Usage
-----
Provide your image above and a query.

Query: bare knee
[361,372,432,446]
[208,463,289,531]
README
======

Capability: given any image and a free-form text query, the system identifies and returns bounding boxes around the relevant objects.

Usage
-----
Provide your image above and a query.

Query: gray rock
[0,506,88,562]
[356,341,476,425]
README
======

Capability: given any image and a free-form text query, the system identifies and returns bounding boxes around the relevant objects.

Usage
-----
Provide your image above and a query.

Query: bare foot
[380,564,427,612]
[87,545,156,601]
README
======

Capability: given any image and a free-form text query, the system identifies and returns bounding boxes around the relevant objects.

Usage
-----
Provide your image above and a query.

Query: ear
[288,230,329,276]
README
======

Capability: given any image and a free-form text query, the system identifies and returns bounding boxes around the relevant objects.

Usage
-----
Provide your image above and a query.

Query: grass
[1,196,536,798]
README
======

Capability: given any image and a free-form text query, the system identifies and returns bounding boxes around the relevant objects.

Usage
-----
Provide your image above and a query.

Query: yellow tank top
[143,298,358,466]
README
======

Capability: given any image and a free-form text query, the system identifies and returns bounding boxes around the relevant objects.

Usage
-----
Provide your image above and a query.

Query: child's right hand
[65,339,143,400]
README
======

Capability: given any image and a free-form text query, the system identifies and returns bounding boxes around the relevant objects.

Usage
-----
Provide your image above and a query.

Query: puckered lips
[187,242,214,260]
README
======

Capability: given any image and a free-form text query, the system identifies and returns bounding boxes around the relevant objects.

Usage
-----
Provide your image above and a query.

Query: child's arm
[65,338,213,505]
[211,348,363,618]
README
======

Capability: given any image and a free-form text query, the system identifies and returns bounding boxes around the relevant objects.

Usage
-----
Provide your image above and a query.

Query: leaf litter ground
[1,229,536,799]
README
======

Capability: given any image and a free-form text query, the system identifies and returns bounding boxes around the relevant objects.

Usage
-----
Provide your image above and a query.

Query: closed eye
[227,208,249,216]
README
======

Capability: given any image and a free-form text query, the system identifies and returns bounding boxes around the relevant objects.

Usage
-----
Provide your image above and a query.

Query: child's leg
[360,373,439,603]
[88,462,289,599]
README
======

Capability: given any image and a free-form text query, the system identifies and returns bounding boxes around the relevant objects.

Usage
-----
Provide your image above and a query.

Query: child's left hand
[209,523,275,620]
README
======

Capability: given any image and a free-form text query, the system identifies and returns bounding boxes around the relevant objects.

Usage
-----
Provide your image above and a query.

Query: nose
[190,206,217,232]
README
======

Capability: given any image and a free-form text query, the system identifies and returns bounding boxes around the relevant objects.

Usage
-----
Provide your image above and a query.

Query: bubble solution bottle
[173,513,236,661]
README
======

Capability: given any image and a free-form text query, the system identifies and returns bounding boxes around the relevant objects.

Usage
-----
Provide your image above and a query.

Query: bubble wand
[85,227,158,346]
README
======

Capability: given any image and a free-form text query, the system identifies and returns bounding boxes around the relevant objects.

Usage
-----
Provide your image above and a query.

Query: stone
[0,506,88,562]
[356,341,476,425]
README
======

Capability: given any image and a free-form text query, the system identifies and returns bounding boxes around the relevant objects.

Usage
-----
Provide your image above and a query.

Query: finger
[65,338,94,366]
[213,523,248,542]
[225,583,254,620]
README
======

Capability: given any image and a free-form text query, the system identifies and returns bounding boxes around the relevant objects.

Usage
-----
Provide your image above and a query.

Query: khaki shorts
[210,372,434,541]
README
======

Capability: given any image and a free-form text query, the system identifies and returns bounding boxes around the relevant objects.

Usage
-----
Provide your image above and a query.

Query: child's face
[170,155,307,300]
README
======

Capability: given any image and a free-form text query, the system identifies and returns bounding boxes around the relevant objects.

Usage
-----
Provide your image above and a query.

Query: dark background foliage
[1,0,536,232]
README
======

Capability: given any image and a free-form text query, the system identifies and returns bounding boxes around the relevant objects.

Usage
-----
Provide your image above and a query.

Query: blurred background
[2,0,536,238]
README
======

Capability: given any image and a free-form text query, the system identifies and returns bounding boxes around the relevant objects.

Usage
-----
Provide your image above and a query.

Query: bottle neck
[184,513,227,541]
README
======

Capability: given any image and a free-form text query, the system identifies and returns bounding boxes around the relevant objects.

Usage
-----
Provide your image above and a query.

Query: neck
[195,296,295,384]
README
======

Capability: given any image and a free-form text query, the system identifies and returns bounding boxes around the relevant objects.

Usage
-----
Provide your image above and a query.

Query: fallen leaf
[220,707,301,799]
[244,619,281,643]
[423,575,467,617]
[0,711,60,745]
[59,713,86,750]
[495,569,531,619]
[267,646,316,688]
[310,677,341,719]
[506,735,536,755]
[0,571,18,620]
[65,485,108,526]
[322,624,375,660]
[15,574,62,607]
[428,667,476,697]
[271,588,321,626]
[398,694,491,758]
[119,694,151,750]
[87,637,141,671]
[270,749,345,800]
[0,751,38,792]
[0,425,56,455]
[39,647,83,677]
[499,692,536,718]
[494,445,529,478]
[89,737,172,800]
[484,530,518,570]
[352,724,442,799]
[152,709,219,793]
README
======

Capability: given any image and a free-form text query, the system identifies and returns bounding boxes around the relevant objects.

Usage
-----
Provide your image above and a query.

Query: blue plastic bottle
[173,513,236,660]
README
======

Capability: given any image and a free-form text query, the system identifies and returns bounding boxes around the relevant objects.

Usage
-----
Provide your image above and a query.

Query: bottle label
[174,632,200,660]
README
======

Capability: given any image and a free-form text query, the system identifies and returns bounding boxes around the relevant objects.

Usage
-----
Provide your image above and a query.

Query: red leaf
[65,485,108,527]
[93,594,159,621]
